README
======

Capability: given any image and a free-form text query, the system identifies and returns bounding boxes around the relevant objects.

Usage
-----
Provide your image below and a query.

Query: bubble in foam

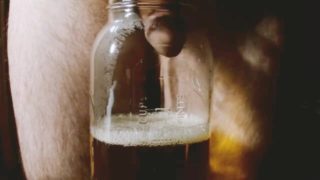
[91,112,209,146]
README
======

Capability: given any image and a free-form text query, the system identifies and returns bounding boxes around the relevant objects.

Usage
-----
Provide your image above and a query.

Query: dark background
[1,0,25,179]
[0,0,315,179]
[255,1,319,180]
[212,1,317,179]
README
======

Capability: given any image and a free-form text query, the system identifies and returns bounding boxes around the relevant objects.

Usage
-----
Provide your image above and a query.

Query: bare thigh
[8,0,107,179]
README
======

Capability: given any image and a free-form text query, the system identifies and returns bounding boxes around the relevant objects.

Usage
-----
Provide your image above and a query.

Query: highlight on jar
[90,0,281,180]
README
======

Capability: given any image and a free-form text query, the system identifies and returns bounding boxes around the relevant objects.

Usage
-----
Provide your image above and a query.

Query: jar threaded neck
[108,0,192,10]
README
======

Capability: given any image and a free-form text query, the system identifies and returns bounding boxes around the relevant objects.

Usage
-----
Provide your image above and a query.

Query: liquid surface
[91,113,209,180]
[91,113,209,146]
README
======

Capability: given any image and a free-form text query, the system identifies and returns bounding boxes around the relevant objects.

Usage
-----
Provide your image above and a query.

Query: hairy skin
[8,0,107,179]
[8,0,282,179]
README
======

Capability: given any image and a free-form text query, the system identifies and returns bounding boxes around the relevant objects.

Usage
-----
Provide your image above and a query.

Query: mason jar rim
[108,1,193,10]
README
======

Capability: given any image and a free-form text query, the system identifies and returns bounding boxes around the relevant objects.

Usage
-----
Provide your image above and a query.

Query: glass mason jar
[90,0,213,179]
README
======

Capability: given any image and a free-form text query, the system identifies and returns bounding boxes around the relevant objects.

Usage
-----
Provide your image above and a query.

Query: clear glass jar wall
[90,1,213,179]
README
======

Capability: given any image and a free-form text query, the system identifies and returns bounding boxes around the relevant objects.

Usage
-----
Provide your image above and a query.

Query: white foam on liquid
[91,112,209,147]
